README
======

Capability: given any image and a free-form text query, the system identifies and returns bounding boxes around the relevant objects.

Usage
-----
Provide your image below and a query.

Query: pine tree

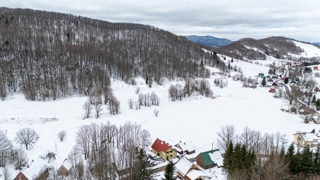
[314,145,320,174]
[131,148,156,180]
[163,161,177,180]
[300,145,315,176]
[261,77,266,87]
[223,141,234,175]
[312,95,316,103]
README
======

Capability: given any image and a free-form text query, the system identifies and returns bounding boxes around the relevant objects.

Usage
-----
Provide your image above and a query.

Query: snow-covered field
[0,57,318,179]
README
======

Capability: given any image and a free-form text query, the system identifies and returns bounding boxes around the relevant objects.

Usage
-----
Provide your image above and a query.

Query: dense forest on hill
[217,36,304,60]
[0,7,224,101]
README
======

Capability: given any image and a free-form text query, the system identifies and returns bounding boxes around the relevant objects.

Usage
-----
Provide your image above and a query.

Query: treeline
[0,7,223,101]
[218,125,320,180]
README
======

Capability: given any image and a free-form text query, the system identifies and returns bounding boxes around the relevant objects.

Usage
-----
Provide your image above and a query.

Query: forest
[0,7,225,102]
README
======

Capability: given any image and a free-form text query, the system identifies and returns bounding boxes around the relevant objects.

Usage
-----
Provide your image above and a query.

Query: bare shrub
[40,151,56,163]
[57,130,67,142]
[154,109,159,117]
[135,87,140,94]
[128,98,134,109]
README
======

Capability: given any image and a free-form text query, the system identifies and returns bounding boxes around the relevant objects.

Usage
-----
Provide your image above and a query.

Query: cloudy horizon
[2,0,320,42]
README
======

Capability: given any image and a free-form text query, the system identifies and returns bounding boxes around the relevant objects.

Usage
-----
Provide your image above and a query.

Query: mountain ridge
[185,35,233,48]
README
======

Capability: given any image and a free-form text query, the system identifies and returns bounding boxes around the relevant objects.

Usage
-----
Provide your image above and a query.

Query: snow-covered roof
[187,169,208,180]
[297,132,320,142]
[175,156,193,176]
[177,140,195,153]
[20,158,48,179]
[175,156,208,180]
[208,150,223,166]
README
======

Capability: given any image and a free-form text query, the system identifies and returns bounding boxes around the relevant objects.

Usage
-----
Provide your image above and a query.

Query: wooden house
[57,158,72,176]
[293,132,320,147]
[151,138,176,160]
[196,149,223,169]
[13,159,50,180]
[298,105,316,115]
[174,140,196,155]
[175,156,208,180]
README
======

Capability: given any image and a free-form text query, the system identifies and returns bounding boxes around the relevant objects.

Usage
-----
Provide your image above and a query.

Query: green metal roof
[199,149,219,166]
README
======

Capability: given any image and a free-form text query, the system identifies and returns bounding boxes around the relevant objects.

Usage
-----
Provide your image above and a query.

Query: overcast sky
[3,0,320,42]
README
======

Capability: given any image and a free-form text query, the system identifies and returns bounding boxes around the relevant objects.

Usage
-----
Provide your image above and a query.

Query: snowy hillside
[1,56,317,179]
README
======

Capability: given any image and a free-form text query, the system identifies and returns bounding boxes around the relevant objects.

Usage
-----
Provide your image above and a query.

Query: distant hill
[313,42,320,47]
[185,35,233,48]
[216,36,305,60]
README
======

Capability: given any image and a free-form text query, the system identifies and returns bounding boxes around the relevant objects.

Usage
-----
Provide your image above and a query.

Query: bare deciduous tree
[83,100,93,118]
[216,125,236,152]
[15,128,39,150]
[75,125,91,159]
[0,129,12,167]
[94,103,103,119]
[13,148,28,170]
[2,165,12,180]
[57,130,67,142]
[128,98,134,109]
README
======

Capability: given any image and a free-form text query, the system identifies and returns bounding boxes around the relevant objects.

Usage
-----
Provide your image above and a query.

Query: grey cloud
[2,0,320,42]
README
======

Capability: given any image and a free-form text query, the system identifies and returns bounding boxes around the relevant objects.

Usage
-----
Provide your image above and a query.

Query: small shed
[258,73,264,78]
[196,149,223,169]
[314,66,318,71]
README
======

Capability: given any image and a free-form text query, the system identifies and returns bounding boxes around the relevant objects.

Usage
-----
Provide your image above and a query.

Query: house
[314,66,318,71]
[175,156,208,180]
[151,138,177,160]
[14,159,50,180]
[298,105,316,115]
[269,87,275,93]
[174,140,196,155]
[196,149,223,169]
[293,132,320,147]
[258,73,264,78]
[57,158,72,176]
[272,82,278,86]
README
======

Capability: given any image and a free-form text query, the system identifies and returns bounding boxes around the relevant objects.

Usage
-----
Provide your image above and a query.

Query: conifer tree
[131,148,155,180]
[314,145,320,174]
[285,143,295,164]
[300,145,315,176]
[222,141,234,175]
[261,77,266,87]
[312,95,316,103]
[163,161,176,180]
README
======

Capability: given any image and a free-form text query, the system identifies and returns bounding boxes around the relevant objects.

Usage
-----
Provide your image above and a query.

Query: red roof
[151,138,170,152]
